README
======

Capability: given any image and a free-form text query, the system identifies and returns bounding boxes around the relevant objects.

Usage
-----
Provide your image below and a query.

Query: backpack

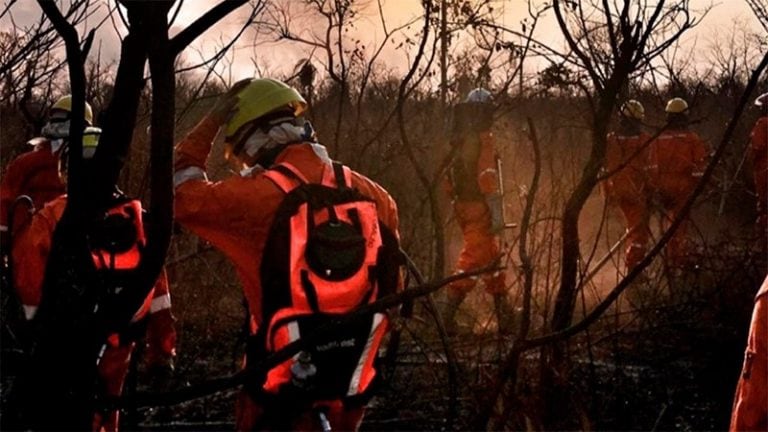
[251,161,391,404]
[86,197,152,344]
[88,199,145,272]
[448,137,484,201]
[12,197,149,429]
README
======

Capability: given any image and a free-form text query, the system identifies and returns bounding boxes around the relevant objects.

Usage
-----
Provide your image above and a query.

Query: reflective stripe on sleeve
[173,166,207,188]
[288,322,301,360]
[288,322,300,343]
[150,293,172,313]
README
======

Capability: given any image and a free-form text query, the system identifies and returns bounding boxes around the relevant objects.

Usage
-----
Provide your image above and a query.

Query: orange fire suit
[445,131,505,295]
[0,140,65,244]
[174,115,400,431]
[11,195,176,432]
[750,116,767,244]
[647,130,709,267]
[603,132,652,269]
[730,276,768,431]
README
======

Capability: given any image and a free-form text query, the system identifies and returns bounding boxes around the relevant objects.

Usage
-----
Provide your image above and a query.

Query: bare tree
[6,1,257,428]
[457,0,730,427]
[527,3,703,425]
[0,0,105,133]
[746,0,768,32]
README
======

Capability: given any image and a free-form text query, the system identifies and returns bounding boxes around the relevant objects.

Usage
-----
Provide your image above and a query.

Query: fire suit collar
[273,142,331,166]
[240,164,265,178]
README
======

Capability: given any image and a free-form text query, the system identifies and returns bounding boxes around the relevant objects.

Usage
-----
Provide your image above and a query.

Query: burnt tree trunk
[8,1,249,428]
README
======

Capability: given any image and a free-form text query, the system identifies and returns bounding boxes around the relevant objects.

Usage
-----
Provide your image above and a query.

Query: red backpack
[251,161,393,403]
[86,198,155,344]
[88,199,145,271]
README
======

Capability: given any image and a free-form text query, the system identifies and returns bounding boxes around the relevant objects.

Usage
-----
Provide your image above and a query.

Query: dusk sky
[2,1,763,84]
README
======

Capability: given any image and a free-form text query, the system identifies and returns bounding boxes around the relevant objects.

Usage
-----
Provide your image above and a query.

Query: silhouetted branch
[101,263,502,409]
[170,0,249,55]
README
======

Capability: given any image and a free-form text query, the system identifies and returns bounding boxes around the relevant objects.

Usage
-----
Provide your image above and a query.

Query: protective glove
[486,192,504,234]
[302,120,317,142]
[210,78,253,124]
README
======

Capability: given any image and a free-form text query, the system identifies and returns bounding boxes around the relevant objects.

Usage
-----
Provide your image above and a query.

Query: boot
[440,291,467,336]
[493,293,516,334]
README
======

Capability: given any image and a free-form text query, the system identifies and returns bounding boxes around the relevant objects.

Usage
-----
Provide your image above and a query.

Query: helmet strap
[230,120,262,157]
[230,109,297,157]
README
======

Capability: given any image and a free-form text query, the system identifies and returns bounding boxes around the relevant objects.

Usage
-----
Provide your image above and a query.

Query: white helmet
[465,88,492,104]
[620,99,645,120]
[665,97,689,114]
[755,93,768,107]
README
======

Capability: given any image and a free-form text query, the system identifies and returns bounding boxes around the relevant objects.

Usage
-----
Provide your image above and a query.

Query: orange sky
[2,1,764,85]
[166,0,763,84]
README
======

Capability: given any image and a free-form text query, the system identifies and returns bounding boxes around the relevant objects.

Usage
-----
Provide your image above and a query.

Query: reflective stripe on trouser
[615,197,650,269]
[150,293,172,313]
[347,313,385,396]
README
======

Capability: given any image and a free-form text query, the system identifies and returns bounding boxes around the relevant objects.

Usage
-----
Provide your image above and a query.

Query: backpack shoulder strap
[264,162,309,193]
[333,162,349,190]
[320,161,353,190]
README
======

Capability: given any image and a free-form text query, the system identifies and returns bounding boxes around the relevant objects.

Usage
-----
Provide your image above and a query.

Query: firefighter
[173,78,402,431]
[442,88,508,334]
[647,97,709,268]
[603,100,652,270]
[729,275,768,431]
[0,95,92,248]
[11,127,177,432]
[750,93,767,249]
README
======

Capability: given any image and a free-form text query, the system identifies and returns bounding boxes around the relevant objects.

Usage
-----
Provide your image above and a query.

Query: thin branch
[602,0,618,58]
[168,0,184,28]
[100,263,502,409]
[552,0,604,89]
[170,0,249,55]
[36,0,87,205]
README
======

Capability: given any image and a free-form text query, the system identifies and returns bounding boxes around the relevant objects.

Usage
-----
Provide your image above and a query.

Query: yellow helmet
[224,79,307,143]
[620,100,645,120]
[665,97,689,114]
[51,95,94,125]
